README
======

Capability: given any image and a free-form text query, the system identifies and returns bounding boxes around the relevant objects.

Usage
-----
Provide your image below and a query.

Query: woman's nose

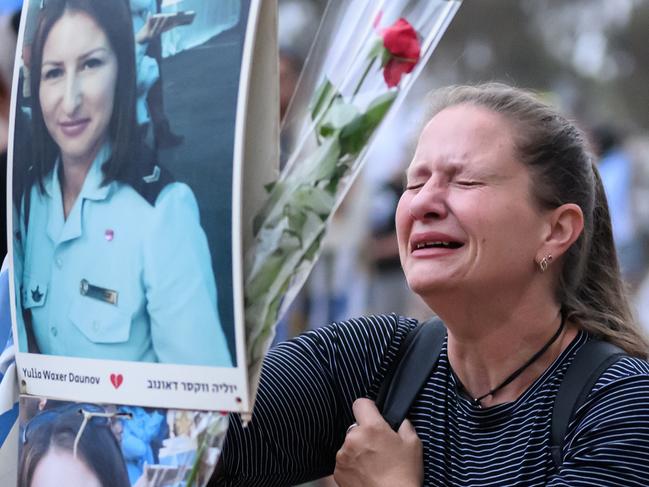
[62,74,82,115]
[408,183,448,220]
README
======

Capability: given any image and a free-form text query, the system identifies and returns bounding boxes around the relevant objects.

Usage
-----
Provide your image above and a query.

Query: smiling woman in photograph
[14,0,231,366]
[214,84,649,486]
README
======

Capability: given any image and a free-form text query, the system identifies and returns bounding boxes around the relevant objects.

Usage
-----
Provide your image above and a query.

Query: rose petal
[382,18,420,61]
[383,59,412,88]
[380,17,421,87]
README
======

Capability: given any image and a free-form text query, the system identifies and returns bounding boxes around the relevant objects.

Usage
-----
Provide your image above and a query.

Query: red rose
[380,18,421,88]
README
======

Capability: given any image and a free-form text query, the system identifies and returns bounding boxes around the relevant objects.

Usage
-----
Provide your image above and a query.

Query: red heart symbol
[110,373,123,389]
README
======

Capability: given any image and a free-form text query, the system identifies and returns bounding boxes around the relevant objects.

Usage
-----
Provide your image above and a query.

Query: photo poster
[6,0,277,413]
[17,395,229,487]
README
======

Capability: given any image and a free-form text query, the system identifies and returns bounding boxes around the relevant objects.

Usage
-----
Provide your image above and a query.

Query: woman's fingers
[398,418,419,440]
[351,397,385,429]
[334,399,423,487]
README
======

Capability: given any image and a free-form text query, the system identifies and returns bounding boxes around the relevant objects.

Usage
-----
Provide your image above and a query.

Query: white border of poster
[6,0,271,412]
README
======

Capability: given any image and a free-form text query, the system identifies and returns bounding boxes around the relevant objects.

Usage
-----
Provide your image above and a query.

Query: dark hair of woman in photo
[213,83,649,487]
[18,405,130,487]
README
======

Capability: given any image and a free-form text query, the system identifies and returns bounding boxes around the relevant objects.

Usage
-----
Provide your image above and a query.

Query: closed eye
[456,180,483,187]
[404,182,424,192]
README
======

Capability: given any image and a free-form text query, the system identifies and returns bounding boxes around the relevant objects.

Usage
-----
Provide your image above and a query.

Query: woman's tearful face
[396,104,548,299]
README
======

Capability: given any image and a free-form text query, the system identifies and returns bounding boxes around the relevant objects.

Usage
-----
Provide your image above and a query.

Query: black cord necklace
[461,314,566,408]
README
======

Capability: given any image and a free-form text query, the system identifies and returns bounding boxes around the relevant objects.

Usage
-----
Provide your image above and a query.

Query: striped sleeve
[214,314,414,487]
[549,357,649,486]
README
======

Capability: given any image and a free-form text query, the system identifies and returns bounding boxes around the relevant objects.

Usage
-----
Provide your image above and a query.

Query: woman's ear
[539,203,584,260]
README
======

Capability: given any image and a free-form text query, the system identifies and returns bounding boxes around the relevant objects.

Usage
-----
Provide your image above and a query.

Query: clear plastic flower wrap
[245,0,462,396]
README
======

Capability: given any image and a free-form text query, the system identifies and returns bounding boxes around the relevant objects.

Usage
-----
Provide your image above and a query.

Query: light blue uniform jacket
[17,146,232,366]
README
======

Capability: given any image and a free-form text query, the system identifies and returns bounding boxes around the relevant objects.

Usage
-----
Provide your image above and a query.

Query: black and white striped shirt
[216,314,649,486]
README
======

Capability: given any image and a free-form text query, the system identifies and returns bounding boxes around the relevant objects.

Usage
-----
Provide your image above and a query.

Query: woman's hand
[334,398,423,487]
[136,14,173,44]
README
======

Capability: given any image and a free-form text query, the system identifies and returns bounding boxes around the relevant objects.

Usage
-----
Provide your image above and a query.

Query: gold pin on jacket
[80,279,118,305]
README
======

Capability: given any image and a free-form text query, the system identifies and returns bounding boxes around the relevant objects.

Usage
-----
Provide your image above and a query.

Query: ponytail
[426,83,649,358]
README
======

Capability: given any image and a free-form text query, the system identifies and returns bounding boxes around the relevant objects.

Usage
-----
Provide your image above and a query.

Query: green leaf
[246,250,285,301]
[245,211,326,342]
[246,225,302,301]
[303,229,325,261]
[291,136,341,183]
[339,91,397,156]
[285,205,308,235]
[338,115,368,156]
[265,277,290,328]
[324,163,350,194]
[293,185,336,217]
[318,100,359,137]
[364,91,398,127]
[276,228,302,253]
[309,77,338,122]
[264,181,276,193]
[253,180,285,235]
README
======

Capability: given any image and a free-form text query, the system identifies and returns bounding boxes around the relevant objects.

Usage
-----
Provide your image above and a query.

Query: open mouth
[414,241,463,250]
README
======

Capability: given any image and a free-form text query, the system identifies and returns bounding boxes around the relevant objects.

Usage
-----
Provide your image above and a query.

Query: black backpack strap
[376,317,446,431]
[550,339,626,469]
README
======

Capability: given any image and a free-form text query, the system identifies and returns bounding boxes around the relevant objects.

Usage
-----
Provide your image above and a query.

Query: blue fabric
[0,402,18,446]
[0,268,18,453]
[0,268,11,354]
[120,406,165,484]
[16,145,231,366]
[0,0,21,15]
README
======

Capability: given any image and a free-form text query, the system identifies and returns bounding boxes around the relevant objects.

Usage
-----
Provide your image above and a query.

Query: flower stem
[352,57,376,99]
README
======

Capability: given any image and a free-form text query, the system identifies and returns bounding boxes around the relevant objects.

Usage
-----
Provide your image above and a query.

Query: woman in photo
[18,403,131,487]
[15,0,231,366]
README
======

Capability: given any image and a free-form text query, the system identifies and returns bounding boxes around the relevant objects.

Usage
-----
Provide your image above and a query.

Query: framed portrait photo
[7,0,277,412]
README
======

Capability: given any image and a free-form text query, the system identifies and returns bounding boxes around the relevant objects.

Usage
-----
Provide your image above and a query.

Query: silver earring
[538,254,553,273]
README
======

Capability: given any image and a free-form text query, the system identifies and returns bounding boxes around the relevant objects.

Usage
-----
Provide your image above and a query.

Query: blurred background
[276,2,649,483]
[1,1,649,485]
[275,0,649,343]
